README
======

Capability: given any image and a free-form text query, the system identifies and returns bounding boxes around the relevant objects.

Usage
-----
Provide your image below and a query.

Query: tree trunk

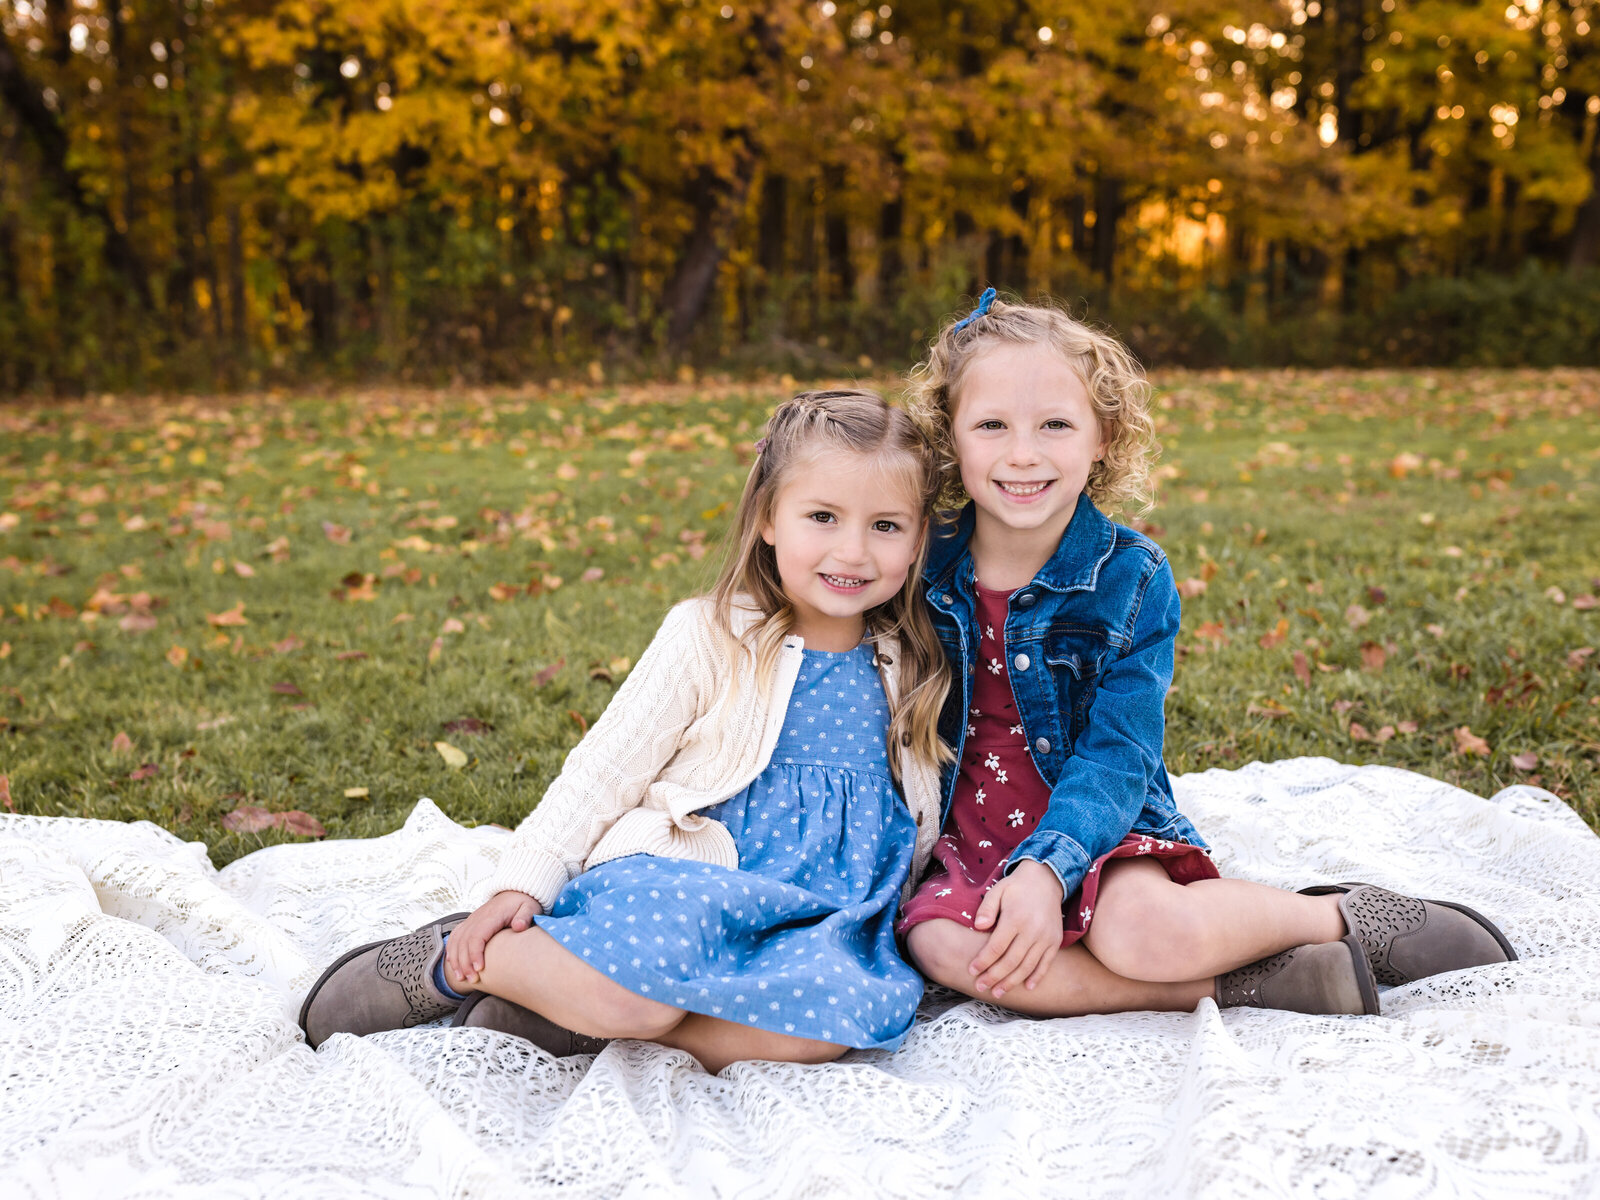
[0,33,152,308]
[877,196,903,303]
[1091,176,1122,284]
[1567,127,1600,270]
[662,162,754,351]
[823,164,853,302]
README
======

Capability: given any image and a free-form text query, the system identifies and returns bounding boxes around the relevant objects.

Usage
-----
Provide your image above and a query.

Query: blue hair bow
[953,287,996,332]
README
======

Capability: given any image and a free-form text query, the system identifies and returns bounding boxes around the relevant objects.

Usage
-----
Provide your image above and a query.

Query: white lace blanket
[3,758,1597,1199]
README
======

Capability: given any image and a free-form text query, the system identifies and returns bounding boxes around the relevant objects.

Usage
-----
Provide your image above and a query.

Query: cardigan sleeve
[486,598,717,907]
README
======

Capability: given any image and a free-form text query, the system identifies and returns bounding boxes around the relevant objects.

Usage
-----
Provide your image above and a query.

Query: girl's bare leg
[655,1016,848,1074]
[1084,858,1347,983]
[906,919,1213,1017]
[447,927,851,1071]
[445,925,686,1041]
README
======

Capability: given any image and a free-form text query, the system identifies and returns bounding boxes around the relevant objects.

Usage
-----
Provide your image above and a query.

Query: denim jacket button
[1035,737,1051,755]
[941,593,953,605]
[1017,592,1037,608]
[1013,653,1030,672]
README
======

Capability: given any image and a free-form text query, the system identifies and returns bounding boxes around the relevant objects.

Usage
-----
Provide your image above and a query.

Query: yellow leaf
[434,741,468,769]
[343,786,370,799]
[166,645,189,668]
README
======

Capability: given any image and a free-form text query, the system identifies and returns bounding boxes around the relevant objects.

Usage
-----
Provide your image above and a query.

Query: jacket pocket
[1044,628,1110,744]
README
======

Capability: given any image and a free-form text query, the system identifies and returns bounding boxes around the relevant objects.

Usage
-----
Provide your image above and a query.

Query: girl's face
[759,449,925,650]
[950,341,1105,543]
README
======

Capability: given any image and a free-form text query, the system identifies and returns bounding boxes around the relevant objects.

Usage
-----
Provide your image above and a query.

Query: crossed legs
[444,924,846,1074]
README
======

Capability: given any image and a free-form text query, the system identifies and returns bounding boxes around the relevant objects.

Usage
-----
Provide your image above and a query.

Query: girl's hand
[446,890,542,988]
[968,860,1066,1001]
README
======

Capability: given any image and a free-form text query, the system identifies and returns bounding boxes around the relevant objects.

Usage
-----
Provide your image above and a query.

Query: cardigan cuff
[486,844,573,913]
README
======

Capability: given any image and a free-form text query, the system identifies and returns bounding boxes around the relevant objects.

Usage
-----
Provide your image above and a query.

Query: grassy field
[2,369,1597,866]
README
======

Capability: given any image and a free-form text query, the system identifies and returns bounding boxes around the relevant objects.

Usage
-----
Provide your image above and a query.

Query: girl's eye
[872,520,901,534]
[1044,419,1072,431]
[977,420,1005,431]
[808,511,837,524]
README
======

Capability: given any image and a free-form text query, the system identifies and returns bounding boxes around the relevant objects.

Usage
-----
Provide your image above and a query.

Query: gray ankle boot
[299,912,470,1049]
[1216,934,1380,1015]
[1300,882,1517,986]
[452,991,612,1057]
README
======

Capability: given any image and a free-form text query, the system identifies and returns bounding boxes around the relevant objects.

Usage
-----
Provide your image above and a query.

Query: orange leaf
[441,617,466,635]
[165,645,189,668]
[1344,604,1371,629]
[321,521,352,544]
[1359,641,1386,672]
[568,709,589,735]
[532,657,565,687]
[222,805,277,833]
[278,811,327,838]
[1258,618,1288,649]
[427,637,444,664]
[1177,578,1208,599]
[1349,722,1371,742]
[1453,725,1491,757]
[581,567,605,584]
[206,601,248,627]
[0,774,11,812]
[110,731,133,755]
[119,612,158,634]
[1291,650,1312,687]
[1193,621,1229,646]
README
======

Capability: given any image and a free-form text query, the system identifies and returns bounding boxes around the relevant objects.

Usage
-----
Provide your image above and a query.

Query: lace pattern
[3,758,1598,1198]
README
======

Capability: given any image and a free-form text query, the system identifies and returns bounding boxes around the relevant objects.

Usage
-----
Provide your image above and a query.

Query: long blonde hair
[905,294,1159,517]
[709,389,952,778]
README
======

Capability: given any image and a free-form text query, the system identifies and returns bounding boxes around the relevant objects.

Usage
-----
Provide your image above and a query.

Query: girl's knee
[1085,867,1201,980]
[587,986,684,1040]
[904,920,977,990]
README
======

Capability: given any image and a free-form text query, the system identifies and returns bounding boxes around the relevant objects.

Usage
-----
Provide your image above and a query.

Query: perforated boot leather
[1300,882,1517,985]
[299,912,470,1049]
[1215,933,1380,1016]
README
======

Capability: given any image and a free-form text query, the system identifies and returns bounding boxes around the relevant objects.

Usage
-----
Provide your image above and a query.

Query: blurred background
[2,0,1598,394]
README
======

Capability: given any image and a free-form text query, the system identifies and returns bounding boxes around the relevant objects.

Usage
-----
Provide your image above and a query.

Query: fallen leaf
[435,741,468,768]
[1344,604,1371,629]
[1259,619,1289,650]
[334,650,368,661]
[110,731,134,755]
[1572,594,1598,611]
[427,636,444,664]
[1510,752,1539,771]
[1360,641,1387,672]
[232,560,256,578]
[165,645,189,668]
[1292,651,1312,687]
[1177,578,1208,599]
[1454,725,1491,757]
[1425,623,1446,638]
[1246,700,1291,719]
[321,521,352,544]
[270,682,303,695]
[488,582,519,602]
[1373,725,1395,743]
[1545,586,1567,605]
[1200,560,1219,582]
[1193,621,1229,646]
[128,762,160,781]
[568,709,589,735]
[278,811,326,838]
[343,786,370,799]
[443,717,494,734]
[222,805,277,833]
[1568,647,1596,671]
[532,657,565,687]
[206,601,248,627]
[441,617,466,635]
[581,567,605,584]
[1333,699,1359,716]
[1366,586,1388,605]
[119,612,158,633]
[607,656,631,676]
[392,612,415,624]
[1397,720,1418,734]
[196,716,233,731]
[0,774,11,812]
[262,536,290,562]
[1349,722,1371,741]
[273,636,304,654]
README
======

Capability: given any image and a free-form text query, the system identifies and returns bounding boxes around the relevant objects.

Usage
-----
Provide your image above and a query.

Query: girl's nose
[1005,431,1041,466]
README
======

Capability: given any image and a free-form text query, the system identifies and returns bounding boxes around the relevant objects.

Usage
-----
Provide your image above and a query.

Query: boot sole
[1300,884,1519,964]
[297,911,471,1042]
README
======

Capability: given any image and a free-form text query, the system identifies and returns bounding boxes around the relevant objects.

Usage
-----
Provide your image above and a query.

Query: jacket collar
[923,495,1116,595]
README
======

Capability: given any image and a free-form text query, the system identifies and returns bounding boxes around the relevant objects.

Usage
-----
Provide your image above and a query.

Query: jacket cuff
[1007,830,1092,900]
[485,844,572,913]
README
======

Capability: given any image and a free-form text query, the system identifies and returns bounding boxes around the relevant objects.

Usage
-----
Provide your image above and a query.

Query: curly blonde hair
[904,294,1159,517]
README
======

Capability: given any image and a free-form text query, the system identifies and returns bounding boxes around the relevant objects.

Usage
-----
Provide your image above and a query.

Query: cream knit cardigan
[486,595,944,911]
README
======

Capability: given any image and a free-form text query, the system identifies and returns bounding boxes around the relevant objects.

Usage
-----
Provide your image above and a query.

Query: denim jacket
[923,498,1205,901]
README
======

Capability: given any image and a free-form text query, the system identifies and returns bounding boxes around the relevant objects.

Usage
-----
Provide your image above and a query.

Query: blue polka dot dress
[532,644,924,1050]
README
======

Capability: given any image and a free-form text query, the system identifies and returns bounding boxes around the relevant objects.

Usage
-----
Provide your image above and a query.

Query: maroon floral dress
[898,582,1217,945]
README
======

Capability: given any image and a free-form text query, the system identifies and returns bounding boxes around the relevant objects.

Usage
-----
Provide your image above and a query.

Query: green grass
[2,369,1597,865]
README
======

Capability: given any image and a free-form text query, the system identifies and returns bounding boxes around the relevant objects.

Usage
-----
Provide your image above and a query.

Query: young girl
[896,290,1516,1017]
[299,390,952,1072]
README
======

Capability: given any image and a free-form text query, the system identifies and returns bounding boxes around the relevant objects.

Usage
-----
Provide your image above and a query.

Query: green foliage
[1,372,1597,863]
